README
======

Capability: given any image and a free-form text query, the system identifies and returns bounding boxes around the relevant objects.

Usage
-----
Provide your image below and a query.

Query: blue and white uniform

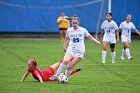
[119,21,135,43]
[66,26,90,58]
[101,20,118,43]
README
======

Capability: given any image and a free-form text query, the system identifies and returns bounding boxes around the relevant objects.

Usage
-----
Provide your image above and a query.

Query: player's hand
[63,47,67,52]
[99,35,103,42]
[100,34,103,40]
[96,41,100,45]
[62,18,65,20]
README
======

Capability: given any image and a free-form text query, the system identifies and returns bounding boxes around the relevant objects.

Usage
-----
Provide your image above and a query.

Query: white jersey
[101,20,118,38]
[101,20,118,43]
[119,21,135,38]
[66,26,90,58]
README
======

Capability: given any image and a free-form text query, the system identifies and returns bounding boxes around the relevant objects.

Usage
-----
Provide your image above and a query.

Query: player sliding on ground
[51,16,100,81]
[119,14,140,60]
[20,59,81,83]
[100,13,119,64]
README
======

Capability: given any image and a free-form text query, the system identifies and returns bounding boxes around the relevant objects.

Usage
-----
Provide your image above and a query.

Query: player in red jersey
[20,59,81,83]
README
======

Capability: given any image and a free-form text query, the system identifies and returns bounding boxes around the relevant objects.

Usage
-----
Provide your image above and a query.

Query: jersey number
[73,38,79,43]
[127,29,130,33]
[107,29,110,33]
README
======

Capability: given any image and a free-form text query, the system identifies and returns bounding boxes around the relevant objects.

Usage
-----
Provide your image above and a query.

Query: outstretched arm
[86,35,100,45]
[20,71,30,82]
[134,28,140,36]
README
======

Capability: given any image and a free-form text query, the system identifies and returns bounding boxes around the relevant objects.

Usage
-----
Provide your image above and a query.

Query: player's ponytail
[29,58,38,66]
[33,59,37,66]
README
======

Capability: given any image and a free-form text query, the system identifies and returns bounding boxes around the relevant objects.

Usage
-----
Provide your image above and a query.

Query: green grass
[0,38,140,93]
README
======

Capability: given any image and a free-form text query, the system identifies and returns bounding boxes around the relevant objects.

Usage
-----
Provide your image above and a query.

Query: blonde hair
[72,16,80,22]
[29,59,38,66]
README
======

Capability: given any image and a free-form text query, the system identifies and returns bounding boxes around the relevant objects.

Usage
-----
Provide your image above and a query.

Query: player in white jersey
[101,13,119,64]
[119,14,140,60]
[51,16,100,80]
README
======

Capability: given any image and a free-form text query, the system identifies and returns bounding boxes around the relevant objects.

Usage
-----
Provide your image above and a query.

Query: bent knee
[123,42,129,48]
[124,44,129,48]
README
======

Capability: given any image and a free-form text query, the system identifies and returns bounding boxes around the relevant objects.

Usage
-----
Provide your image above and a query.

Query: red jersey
[28,66,54,81]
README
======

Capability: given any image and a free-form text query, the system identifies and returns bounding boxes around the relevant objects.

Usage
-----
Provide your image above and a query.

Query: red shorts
[43,66,54,77]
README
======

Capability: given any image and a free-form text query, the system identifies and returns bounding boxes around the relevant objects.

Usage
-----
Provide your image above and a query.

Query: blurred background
[0,0,139,38]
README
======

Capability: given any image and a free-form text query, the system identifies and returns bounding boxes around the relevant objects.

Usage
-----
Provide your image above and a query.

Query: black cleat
[129,57,133,60]
[77,65,81,71]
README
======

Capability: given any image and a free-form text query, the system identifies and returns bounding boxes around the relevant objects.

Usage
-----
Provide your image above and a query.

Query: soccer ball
[58,74,68,84]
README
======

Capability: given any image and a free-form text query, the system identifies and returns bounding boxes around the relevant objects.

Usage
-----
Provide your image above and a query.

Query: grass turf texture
[0,38,140,93]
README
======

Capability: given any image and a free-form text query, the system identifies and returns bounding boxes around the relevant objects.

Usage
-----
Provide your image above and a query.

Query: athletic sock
[121,49,125,58]
[111,52,116,62]
[70,70,78,75]
[56,63,66,77]
[125,48,131,59]
[102,50,106,61]
[65,70,72,77]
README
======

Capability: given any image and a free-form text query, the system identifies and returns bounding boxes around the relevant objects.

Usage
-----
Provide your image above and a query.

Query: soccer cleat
[128,57,133,60]
[121,56,124,60]
[101,61,106,64]
[77,65,81,71]
[50,75,58,81]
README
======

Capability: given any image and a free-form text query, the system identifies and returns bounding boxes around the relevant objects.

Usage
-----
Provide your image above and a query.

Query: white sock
[65,70,72,77]
[102,50,106,61]
[111,52,116,62]
[55,64,66,77]
[125,48,131,59]
[121,49,125,58]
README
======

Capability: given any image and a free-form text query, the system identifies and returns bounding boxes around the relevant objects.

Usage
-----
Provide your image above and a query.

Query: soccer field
[0,38,140,93]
